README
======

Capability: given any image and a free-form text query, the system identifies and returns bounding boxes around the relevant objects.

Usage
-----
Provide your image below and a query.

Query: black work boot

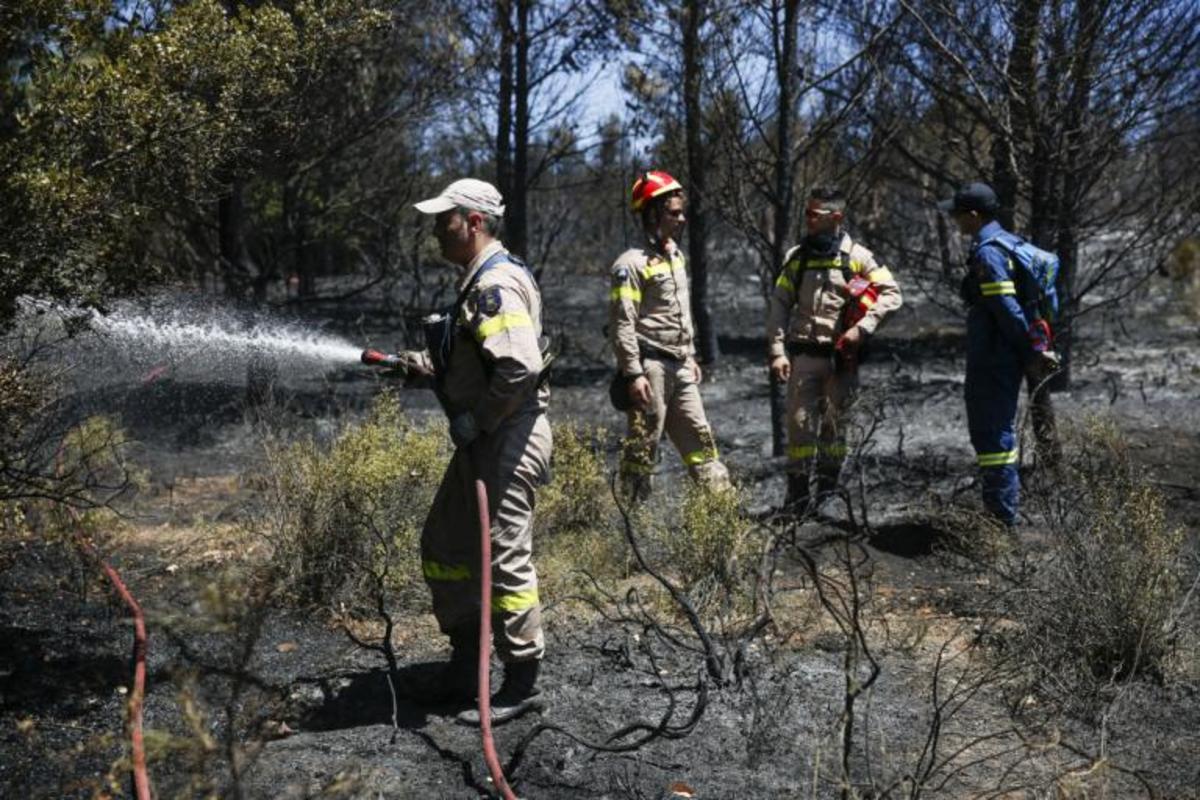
[782,474,810,518]
[456,659,544,727]
[421,624,479,706]
[816,472,840,505]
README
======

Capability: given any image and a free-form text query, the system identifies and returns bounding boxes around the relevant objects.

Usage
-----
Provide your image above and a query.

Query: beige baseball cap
[414,178,506,217]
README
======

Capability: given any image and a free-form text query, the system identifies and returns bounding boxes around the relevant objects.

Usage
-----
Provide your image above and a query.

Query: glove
[449,412,480,449]
[1028,319,1054,353]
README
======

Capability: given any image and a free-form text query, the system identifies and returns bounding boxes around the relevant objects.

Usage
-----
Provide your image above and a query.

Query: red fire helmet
[630,170,684,212]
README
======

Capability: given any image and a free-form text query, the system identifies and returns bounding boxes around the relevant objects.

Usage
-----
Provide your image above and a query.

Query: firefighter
[397,178,550,725]
[939,181,1056,526]
[609,170,730,498]
[766,187,903,513]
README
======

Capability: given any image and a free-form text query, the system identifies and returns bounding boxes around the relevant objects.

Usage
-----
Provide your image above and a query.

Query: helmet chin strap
[644,213,666,249]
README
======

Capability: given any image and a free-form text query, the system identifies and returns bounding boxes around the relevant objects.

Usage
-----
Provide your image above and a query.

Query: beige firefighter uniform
[609,239,729,490]
[410,240,550,663]
[765,232,902,490]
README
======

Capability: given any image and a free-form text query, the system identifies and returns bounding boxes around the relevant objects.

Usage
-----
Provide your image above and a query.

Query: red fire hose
[475,476,518,800]
[56,441,151,800]
[70,516,152,800]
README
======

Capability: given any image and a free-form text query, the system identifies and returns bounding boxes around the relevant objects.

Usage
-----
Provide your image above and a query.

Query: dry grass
[996,417,1186,717]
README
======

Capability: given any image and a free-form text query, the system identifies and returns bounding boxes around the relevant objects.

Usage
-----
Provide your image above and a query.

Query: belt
[638,342,685,361]
[786,341,835,358]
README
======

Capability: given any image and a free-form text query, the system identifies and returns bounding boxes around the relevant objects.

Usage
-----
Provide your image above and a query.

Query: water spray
[16,297,374,388]
[83,305,365,368]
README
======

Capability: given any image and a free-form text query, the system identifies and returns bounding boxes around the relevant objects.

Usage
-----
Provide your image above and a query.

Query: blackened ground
[2,272,1199,798]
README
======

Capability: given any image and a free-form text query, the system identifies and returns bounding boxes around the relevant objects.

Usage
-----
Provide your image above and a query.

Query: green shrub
[1014,417,1184,711]
[257,393,448,610]
[660,483,759,618]
[0,359,41,465]
[1166,238,1200,318]
[45,415,145,542]
[536,421,614,538]
[534,422,628,599]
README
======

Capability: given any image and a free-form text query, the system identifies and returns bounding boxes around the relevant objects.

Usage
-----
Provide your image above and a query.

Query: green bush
[660,483,759,618]
[257,393,448,610]
[536,421,614,538]
[1014,417,1184,710]
[1166,238,1200,318]
[2,357,141,535]
[534,422,629,599]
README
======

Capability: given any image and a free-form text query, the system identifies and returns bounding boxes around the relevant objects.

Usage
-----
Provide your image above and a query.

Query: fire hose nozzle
[361,349,404,369]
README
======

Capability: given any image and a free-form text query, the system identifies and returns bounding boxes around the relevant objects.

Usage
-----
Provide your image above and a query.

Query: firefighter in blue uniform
[940,182,1055,526]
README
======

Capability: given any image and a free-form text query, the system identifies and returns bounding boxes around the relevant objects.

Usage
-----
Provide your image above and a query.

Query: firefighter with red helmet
[766,186,903,514]
[609,170,730,497]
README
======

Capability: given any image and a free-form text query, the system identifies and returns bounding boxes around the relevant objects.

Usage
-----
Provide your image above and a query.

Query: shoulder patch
[479,285,503,316]
[613,266,631,285]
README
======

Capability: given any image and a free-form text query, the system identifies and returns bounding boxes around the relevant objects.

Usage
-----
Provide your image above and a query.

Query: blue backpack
[978,232,1061,322]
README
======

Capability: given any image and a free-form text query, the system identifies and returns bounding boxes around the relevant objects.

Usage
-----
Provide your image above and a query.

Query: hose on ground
[56,438,152,800]
[476,475,518,800]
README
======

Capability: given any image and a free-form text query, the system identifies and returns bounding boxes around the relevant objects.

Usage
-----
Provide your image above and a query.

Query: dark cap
[938,182,999,214]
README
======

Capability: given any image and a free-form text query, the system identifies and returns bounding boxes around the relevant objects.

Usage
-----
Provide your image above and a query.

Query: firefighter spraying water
[360,179,551,739]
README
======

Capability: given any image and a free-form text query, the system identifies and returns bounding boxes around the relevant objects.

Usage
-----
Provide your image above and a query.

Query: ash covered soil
[2,271,1199,799]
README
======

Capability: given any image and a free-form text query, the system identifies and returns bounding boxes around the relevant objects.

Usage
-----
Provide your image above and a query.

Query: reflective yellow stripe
[849,259,865,273]
[423,560,471,581]
[788,444,818,460]
[976,450,1018,467]
[683,447,719,466]
[611,286,642,302]
[776,273,795,292]
[821,443,847,457]
[867,267,893,283]
[492,588,539,613]
[979,281,1016,296]
[641,261,672,279]
[859,295,876,309]
[805,257,841,270]
[475,311,534,341]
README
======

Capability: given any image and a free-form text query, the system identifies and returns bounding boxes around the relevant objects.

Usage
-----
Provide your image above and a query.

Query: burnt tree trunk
[995,0,1060,464]
[1051,0,1101,393]
[991,0,1041,230]
[218,180,254,301]
[495,0,514,223]
[768,0,801,457]
[683,0,718,364]
[493,0,529,260]
[511,0,530,260]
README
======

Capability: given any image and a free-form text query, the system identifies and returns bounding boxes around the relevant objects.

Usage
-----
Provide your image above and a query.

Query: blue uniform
[962,221,1036,525]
